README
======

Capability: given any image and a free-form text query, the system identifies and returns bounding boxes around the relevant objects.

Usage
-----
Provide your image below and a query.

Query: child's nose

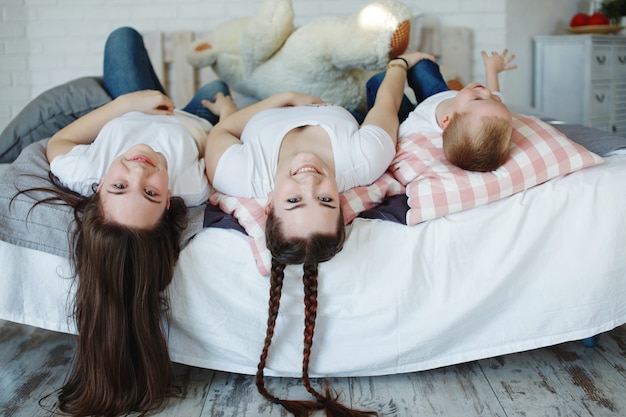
[479,87,493,98]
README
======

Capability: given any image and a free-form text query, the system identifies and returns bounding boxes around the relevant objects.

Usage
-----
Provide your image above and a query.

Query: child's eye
[318,197,332,203]
[114,183,125,190]
[287,197,300,203]
[145,189,156,197]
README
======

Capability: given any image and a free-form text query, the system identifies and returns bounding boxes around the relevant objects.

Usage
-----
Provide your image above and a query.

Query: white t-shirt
[212,104,395,198]
[399,89,504,138]
[399,90,457,138]
[50,110,212,207]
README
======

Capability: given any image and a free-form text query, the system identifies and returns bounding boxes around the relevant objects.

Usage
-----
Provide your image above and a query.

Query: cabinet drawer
[592,45,613,78]
[615,45,626,77]
[590,82,612,117]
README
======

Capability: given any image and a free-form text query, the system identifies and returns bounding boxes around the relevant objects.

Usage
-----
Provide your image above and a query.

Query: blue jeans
[366,59,450,122]
[103,26,229,125]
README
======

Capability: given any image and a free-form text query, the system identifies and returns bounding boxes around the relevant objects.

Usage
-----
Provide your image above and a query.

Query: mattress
[1,152,625,377]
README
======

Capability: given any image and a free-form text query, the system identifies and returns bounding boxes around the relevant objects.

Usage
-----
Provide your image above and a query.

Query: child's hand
[481,49,518,74]
[202,93,237,119]
[117,90,174,115]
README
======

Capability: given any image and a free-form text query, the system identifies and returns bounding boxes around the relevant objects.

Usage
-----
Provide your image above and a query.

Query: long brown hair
[257,209,376,416]
[18,173,187,416]
[443,113,512,172]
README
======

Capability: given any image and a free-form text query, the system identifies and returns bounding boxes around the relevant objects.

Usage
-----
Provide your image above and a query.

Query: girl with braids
[23,27,235,416]
[205,51,436,416]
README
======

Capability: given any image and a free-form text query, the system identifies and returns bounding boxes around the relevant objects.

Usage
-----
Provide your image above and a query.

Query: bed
[1,28,626,379]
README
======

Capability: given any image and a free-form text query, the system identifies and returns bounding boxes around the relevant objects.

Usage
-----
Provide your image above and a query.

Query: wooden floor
[1,319,625,417]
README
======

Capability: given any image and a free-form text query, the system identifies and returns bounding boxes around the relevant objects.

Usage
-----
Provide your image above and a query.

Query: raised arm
[481,49,517,93]
[362,51,436,146]
[46,90,174,163]
[203,91,324,182]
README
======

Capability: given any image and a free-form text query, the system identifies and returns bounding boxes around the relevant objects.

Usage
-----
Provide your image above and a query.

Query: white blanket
[1,154,626,377]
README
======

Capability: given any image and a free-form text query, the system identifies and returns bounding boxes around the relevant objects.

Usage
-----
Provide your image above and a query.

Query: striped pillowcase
[390,114,604,226]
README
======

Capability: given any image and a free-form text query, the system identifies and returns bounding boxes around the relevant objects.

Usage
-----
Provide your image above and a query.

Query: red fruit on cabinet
[588,12,610,25]
[570,13,590,27]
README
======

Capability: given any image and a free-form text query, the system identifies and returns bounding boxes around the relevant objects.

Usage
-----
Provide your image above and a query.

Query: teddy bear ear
[389,19,410,58]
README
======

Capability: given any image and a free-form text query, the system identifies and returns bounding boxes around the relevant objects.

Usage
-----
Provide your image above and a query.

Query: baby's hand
[202,93,237,119]
[481,49,517,74]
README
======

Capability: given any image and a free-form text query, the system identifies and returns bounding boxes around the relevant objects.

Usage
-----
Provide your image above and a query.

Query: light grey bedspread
[0,140,206,258]
[545,121,626,156]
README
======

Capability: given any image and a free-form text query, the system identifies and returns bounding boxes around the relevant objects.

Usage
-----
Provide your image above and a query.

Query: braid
[301,263,378,417]
[260,209,376,416]
[274,262,379,417]
[256,259,322,416]
[301,263,324,402]
[255,259,286,403]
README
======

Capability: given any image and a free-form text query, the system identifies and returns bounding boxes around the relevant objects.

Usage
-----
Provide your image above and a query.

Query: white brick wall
[1,0,577,133]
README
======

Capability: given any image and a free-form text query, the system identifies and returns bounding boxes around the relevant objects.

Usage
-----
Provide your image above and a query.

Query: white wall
[506,0,578,110]
[0,0,577,132]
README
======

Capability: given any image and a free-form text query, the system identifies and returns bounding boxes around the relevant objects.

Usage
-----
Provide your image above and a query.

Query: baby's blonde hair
[443,113,512,172]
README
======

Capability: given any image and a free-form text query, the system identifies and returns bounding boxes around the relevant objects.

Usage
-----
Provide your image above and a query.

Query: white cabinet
[533,35,626,134]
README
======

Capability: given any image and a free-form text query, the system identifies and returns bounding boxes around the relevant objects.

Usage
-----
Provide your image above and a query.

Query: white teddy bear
[187,0,414,113]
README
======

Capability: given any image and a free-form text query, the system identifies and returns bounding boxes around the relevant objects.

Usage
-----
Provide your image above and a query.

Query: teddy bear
[187,0,414,113]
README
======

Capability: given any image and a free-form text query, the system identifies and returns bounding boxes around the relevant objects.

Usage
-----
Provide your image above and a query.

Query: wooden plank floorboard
[595,325,626,374]
[199,372,354,416]
[149,365,216,417]
[2,320,626,417]
[0,322,74,417]
[350,363,506,416]
[478,336,626,417]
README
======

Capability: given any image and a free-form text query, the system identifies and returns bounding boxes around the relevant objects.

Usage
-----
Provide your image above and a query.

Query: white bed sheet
[1,154,626,377]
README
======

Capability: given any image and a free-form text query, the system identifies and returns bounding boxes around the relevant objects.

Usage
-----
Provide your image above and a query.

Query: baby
[369,50,518,172]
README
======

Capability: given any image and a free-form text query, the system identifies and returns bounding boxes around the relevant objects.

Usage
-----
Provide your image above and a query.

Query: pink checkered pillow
[210,172,403,276]
[390,114,604,225]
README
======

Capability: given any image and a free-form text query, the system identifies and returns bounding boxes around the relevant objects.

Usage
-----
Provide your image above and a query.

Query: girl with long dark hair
[23,26,235,416]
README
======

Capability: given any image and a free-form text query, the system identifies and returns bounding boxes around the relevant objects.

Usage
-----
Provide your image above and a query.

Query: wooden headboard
[143,31,215,107]
[142,26,473,108]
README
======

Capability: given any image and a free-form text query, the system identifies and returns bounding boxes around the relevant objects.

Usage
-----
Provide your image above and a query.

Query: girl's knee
[107,27,141,45]
[214,80,230,95]
[199,80,231,97]
[411,59,440,76]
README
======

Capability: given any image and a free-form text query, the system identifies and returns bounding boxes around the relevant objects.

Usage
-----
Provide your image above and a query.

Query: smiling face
[269,152,341,238]
[449,82,512,124]
[98,144,171,229]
